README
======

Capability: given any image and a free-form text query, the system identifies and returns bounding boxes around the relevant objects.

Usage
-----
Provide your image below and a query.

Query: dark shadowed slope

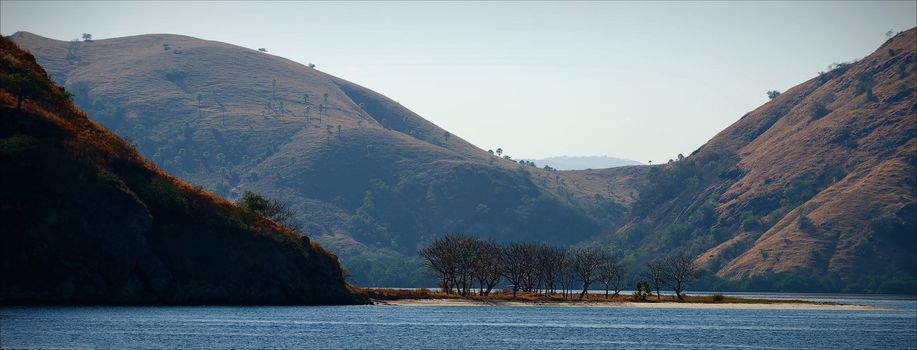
[607,29,916,289]
[0,36,359,304]
[9,31,642,286]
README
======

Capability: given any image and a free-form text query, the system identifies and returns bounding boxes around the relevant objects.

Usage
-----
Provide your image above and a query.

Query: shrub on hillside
[809,98,831,120]
[237,191,301,232]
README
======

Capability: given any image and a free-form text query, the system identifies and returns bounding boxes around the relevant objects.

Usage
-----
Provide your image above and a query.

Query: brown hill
[0,36,359,304]
[611,29,916,287]
[7,32,641,286]
[11,28,912,292]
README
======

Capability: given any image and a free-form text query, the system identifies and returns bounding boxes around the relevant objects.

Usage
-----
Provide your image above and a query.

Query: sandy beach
[375,298,886,310]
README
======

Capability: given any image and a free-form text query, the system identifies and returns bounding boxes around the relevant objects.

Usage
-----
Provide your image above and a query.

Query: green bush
[632,281,651,301]
[809,99,831,120]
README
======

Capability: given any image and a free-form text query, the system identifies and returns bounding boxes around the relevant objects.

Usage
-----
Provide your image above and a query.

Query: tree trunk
[442,274,449,295]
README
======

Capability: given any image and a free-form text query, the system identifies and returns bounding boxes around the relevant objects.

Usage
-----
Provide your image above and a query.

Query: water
[2,295,915,349]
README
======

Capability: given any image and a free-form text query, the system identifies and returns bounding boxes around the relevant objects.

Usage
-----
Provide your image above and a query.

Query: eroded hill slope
[611,29,916,287]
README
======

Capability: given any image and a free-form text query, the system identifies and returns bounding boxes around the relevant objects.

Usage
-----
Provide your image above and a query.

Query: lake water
[2,294,915,349]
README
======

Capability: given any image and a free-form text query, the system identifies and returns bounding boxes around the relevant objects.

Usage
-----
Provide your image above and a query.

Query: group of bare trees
[419,235,700,301]
[644,253,698,301]
[418,235,628,300]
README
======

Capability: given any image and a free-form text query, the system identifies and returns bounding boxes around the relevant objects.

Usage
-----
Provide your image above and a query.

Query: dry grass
[353,287,440,300]
[356,288,837,305]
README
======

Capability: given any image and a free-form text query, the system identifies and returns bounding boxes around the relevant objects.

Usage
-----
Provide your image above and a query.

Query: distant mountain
[0,37,358,304]
[9,32,643,287]
[602,29,916,292]
[523,156,642,170]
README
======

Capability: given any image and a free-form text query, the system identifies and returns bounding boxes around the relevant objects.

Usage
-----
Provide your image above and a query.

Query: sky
[2,1,915,163]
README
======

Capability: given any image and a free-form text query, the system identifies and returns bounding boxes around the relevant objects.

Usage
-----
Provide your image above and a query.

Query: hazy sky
[2,1,915,163]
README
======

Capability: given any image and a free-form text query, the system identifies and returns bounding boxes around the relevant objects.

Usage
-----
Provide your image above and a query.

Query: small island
[359,288,880,310]
[354,235,884,311]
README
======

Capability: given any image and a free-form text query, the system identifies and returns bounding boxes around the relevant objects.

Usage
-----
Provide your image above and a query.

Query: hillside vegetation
[0,36,359,304]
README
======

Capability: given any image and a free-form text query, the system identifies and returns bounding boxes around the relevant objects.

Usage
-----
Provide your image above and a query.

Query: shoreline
[374,298,887,310]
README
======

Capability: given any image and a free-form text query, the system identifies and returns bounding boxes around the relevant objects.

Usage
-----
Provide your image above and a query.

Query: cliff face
[0,37,360,305]
[613,29,916,281]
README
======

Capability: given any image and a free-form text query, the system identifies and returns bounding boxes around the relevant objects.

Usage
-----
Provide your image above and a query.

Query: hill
[0,36,359,304]
[604,29,916,292]
[8,31,642,286]
[10,29,915,292]
[523,155,643,170]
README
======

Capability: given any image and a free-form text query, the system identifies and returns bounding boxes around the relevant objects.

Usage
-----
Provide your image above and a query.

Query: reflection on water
[1,294,915,349]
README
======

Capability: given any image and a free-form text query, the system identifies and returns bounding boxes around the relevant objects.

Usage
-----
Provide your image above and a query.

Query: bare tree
[645,260,668,301]
[517,243,540,292]
[570,248,603,299]
[418,236,458,295]
[610,263,628,299]
[449,235,477,296]
[499,242,533,298]
[539,246,566,295]
[596,253,626,299]
[557,251,574,299]
[471,239,502,296]
[663,253,699,301]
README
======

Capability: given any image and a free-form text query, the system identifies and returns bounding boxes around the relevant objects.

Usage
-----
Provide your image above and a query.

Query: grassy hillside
[606,29,916,292]
[8,31,640,286]
[11,29,914,292]
[0,36,359,304]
